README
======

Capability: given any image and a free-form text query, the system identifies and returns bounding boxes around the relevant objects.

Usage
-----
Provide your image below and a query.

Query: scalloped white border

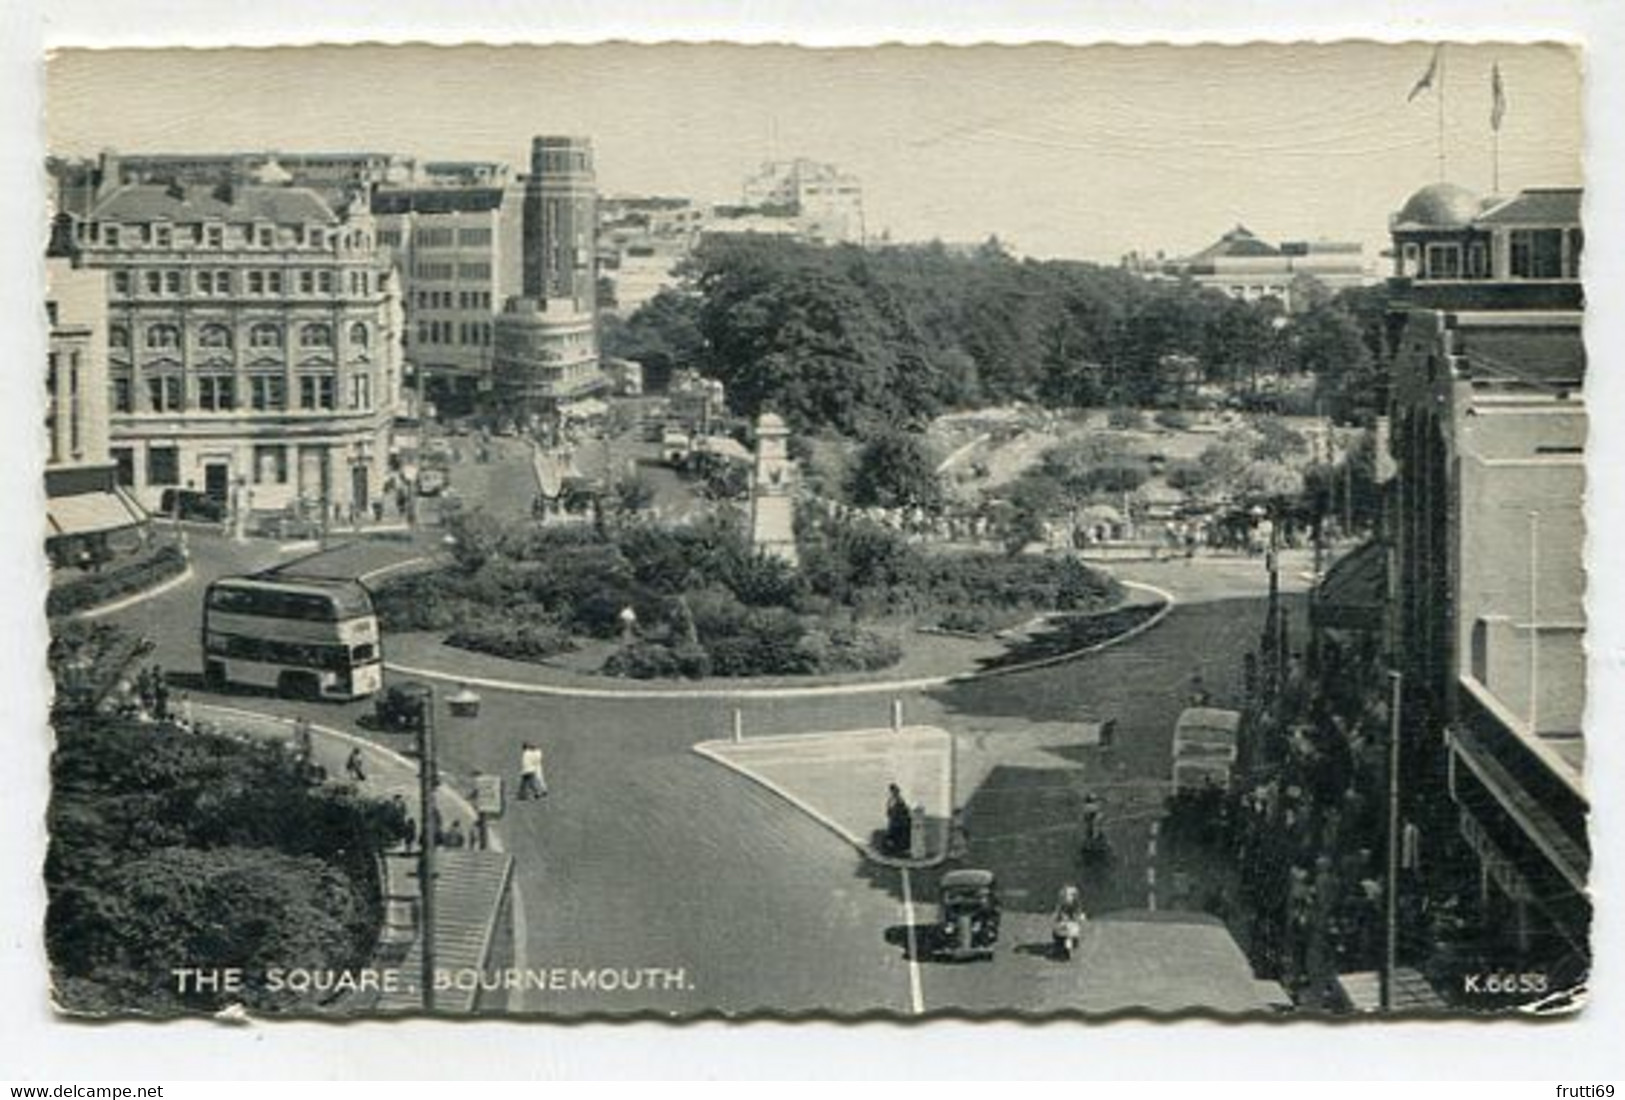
[6,2,1624,1082]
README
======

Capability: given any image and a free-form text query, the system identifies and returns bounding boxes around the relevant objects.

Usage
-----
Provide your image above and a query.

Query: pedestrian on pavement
[152,668,170,723]
[518,742,548,800]
[175,691,193,731]
[443,819,467,848]
[884,783,912,856]
[1080,791,1103,846]
[346,746,367,783]
[293,716,313,762]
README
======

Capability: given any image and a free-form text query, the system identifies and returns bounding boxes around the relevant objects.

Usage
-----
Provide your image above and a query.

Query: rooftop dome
[1394,182,1482,229]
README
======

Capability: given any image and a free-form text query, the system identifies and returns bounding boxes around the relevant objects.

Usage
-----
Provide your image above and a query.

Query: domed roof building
[1391,182,1484,230]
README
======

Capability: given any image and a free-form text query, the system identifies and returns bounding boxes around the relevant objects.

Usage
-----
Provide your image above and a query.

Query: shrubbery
[445,614,576,662]
[47,713,402,1014]
[375,507,1122,680]
[46,544,187,618]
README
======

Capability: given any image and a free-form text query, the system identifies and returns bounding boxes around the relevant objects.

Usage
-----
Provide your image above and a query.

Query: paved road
[101,440,1308,1015]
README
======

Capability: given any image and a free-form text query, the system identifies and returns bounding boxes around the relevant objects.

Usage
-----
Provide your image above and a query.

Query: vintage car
[936,868,1001,961]
[1171,706,1242,793]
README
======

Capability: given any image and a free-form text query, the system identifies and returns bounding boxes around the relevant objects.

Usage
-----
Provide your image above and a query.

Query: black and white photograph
[16,17,1613,1047]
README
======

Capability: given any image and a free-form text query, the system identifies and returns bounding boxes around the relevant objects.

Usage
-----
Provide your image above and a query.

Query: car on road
[417,468,448,496]
[159,488,227,523]
[935,868,1001,961]
[1171,706,1242,793]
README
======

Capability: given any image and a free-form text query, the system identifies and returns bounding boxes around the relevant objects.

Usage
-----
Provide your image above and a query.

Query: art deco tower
[522,136,597,312]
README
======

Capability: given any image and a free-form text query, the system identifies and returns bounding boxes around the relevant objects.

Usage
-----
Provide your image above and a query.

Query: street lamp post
[415,685,438,1012]
[1381,668,1403,1011]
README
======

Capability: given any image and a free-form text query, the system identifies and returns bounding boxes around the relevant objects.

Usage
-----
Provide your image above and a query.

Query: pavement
[695,725,955,865]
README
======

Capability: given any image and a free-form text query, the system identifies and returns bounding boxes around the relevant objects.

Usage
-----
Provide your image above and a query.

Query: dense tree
[1292,300,1380,423]
[47,713,400,1014]
[846,431,945,511]
[616,235,1381,437]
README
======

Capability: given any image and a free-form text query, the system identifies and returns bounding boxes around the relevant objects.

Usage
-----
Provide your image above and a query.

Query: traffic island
[694,725,955,868]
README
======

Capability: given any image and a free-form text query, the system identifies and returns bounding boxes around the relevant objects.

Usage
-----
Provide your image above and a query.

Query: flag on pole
[1408,45,1442,101]
[1491,62,1508,130]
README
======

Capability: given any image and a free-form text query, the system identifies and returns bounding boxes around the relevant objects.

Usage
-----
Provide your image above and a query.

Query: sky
[46,40,1582,263]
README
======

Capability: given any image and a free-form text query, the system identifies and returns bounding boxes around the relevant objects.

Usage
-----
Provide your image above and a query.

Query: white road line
[360,554,439,584]
[899,868,926,1016]
[76,564,195,620]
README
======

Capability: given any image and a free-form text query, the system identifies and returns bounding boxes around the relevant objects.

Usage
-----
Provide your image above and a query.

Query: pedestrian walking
[518,741,548,799]
[152,669,170,723]
[442,819,467,848]
[345,746,367,783]
[293,716,313,762]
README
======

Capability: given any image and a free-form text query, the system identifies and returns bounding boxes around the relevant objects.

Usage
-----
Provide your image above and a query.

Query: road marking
[359,554,440,584]
[899,868,926,1016]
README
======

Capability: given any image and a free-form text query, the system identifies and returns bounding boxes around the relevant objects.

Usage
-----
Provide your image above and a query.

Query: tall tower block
[522,136,597,312]
[750,413,798,566]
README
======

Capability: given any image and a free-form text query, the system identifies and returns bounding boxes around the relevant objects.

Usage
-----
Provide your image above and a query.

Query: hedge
[47,544,188,618]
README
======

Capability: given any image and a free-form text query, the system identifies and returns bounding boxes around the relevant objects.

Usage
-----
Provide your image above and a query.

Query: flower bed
[373,509,1123,680]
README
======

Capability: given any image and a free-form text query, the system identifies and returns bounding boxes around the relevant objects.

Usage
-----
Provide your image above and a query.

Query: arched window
[299,322,334,348]
[108,324,130,350]
[249,323,284,350]
[145,324,180,350]
[198,324,233,349]
[348,321,369,348]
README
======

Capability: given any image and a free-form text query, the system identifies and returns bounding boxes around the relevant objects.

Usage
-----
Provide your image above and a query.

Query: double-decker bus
[202,574,383,700]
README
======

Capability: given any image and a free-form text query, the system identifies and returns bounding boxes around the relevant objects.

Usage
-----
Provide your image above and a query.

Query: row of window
[84,220,370,253]
[111,321,370,352]
[414,289,494,311]
[1408,228,1584,282]
[111,371,372,414]
[411,261,493,282]
[411,226,496,249]
[415,320,492,347]
[111,267,373,298]
[114,443,364,497]
[45,349,83,465]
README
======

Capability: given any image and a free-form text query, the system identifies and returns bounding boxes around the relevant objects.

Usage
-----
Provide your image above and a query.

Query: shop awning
[46,490,147,539]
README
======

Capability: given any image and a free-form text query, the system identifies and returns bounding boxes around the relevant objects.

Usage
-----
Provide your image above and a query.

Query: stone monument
[750,412,798,566]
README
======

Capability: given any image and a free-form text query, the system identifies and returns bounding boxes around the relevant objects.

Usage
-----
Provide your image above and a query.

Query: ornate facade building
[52,159,403,519]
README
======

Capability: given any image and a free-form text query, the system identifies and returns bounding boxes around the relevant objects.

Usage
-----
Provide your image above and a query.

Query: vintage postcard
[37,39,1587,1020]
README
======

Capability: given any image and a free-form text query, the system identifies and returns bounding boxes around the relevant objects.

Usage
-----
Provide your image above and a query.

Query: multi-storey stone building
[741,158,865,245]
[373,181,525,412]
[53,167,403,520]
[45,256,148,564]
[1385,182,1587,971]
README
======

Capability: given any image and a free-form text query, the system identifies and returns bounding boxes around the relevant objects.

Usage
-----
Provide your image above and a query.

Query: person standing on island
[518,741,548,800]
